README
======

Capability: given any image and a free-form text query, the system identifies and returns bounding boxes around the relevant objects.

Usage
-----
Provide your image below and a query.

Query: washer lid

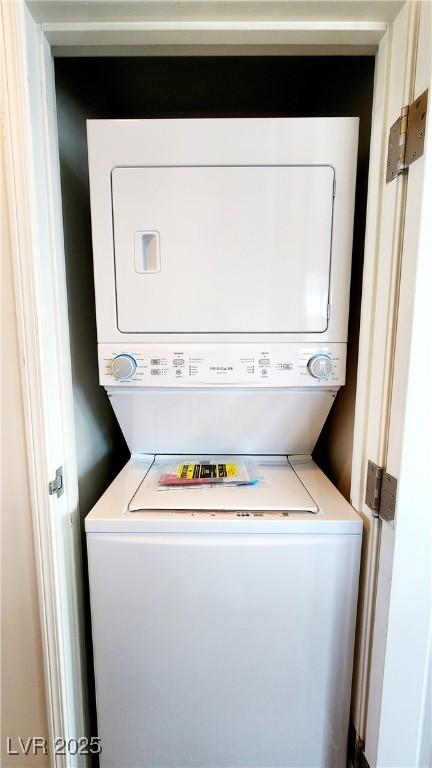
[128,455,318,513]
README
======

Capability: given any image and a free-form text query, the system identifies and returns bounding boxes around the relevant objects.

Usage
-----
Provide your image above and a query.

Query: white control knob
[111,354,137,380]
[307,354,333,379]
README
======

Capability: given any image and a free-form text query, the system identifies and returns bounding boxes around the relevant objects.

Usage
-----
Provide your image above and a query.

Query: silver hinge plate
[379,471,397,523]
[48,466,64,498]
[365,460,397,522]
[387,89,428,182]
[365,460,383,513]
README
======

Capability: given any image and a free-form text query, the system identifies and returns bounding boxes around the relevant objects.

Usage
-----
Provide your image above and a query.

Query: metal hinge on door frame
[48,466,64,498]
[386,89,428,182]
[365,460,398,523]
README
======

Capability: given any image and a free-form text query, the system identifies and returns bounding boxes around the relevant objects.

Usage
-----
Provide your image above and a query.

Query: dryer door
[111,165,335,334]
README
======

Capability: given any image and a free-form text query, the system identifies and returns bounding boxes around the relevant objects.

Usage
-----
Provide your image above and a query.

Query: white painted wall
[1,137,49,766]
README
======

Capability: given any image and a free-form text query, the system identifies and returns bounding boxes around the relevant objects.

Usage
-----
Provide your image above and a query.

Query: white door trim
[40,19,388,47]
[25,0,403,25]
[350,0,421,745]
[349,28,393,736]
[2,0,418,763]
[2,2,87,765]
[372,1,432,763]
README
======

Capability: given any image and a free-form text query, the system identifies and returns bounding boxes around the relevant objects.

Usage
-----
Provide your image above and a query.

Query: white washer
[86,454,361,768]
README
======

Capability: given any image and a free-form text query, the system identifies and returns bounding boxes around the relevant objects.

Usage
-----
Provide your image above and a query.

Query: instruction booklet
[158,461,254,487]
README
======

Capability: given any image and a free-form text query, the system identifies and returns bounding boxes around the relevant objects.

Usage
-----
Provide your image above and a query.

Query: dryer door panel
[111,165,334,334]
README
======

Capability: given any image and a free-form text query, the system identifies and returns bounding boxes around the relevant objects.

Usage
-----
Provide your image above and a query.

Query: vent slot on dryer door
[111,165,335,335]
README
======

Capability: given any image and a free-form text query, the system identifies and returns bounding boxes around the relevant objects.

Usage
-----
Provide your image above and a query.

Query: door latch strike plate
[48,466,64,498]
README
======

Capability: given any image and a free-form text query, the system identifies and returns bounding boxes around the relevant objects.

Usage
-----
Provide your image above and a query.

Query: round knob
[111,354,137,380]
[307,354,333,379]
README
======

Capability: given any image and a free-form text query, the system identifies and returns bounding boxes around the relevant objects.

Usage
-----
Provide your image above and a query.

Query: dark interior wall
[56,86,130,523]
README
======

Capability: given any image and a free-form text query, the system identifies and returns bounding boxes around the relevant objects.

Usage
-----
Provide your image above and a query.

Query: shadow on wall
[56,87,130,754]
[56,87,129,524]
[313,83,372,500]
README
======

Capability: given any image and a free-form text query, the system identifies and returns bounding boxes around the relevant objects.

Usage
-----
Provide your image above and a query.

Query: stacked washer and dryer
[85,118,362,768]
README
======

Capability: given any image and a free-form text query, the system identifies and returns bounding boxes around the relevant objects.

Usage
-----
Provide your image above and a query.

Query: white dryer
[85,118,362,768]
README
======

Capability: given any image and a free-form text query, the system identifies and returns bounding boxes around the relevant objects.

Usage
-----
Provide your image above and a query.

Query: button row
[108,352,336,382]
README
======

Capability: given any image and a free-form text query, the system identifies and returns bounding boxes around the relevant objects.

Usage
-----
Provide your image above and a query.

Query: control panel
[98,344,346,387]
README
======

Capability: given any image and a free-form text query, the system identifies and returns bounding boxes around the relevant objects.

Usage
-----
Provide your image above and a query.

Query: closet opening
[54,53,375,738]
